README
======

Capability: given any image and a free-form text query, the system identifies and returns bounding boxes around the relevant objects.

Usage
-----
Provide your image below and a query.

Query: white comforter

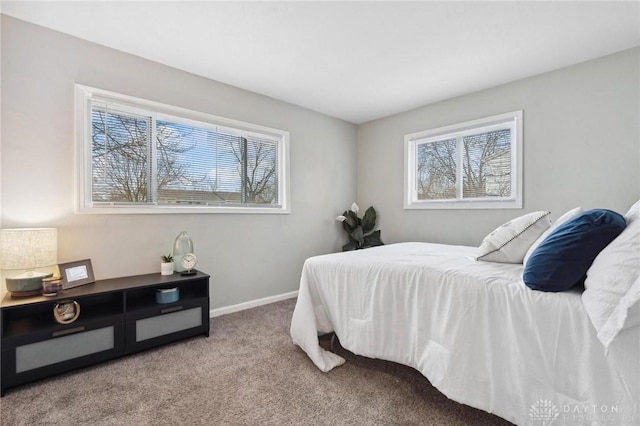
[290,243,638,426]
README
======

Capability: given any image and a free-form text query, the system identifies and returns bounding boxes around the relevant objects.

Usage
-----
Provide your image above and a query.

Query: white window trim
[75,84,290,214]
[404,110,523,210]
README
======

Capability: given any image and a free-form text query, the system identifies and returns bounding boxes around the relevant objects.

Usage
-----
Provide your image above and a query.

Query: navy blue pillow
[523,209,626,292]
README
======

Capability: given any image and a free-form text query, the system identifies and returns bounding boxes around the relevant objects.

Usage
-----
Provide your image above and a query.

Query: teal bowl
[156,287,179,304]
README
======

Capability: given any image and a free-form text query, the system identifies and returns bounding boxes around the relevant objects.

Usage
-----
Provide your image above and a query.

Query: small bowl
[156,287,179,304]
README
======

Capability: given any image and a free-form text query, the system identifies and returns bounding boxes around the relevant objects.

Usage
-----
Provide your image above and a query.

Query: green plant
[161,254,174,263]
[336,202,384,251]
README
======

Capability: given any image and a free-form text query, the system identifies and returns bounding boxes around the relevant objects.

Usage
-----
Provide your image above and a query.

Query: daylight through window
[405,111,522,209]
[76,85,289,214]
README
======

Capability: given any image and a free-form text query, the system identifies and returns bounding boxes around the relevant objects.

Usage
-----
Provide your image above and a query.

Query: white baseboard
[209,290,298,318]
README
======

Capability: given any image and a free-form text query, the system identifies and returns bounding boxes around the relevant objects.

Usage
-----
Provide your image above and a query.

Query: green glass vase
[172,231,194,272]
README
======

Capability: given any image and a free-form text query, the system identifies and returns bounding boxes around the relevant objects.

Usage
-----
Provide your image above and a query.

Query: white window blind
[91,105,153,203]
[76,85,289,214]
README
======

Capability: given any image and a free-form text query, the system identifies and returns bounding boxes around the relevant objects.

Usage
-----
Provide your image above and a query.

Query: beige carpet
[0,298,513,425]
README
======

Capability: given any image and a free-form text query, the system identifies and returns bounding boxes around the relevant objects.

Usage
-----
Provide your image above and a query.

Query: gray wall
[357,48,640,246]
[1,16,358,306]
[3,15,639,308]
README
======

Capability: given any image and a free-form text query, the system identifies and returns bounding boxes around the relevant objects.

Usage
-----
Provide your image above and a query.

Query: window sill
[76,205,291,215]
[404,199,522,210]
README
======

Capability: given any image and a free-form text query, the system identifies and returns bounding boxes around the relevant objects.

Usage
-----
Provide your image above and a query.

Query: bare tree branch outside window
[416,129,511,201]
[230,138,278,204]
[91,108,278,205]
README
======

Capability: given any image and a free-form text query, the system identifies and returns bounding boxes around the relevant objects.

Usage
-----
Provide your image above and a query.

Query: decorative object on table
[0,228,58,297]
[180,253,198,275]
[160,254,174,276]
[53,300,80,324]
[336,203,384,251]
[42,277,63,297]
[156,287,180,304]
[58,259,95,290]
[173,231,194,273]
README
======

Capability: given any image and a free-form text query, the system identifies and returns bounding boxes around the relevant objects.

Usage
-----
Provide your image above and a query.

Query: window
[404,111,523,209]
[76,85,290,214]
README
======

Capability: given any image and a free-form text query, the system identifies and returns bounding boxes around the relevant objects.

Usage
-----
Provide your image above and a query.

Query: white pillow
[476,211,551,263]
[523,207,583,268]
[624,198,640,222]
[583,200,640,349]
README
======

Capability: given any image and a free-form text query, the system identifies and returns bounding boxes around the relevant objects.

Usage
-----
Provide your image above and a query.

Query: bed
[290,205,639,426]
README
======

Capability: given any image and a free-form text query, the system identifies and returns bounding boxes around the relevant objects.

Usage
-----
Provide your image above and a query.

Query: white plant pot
[160,262,174,276]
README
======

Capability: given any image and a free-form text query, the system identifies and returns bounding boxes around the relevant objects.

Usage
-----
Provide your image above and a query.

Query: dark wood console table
[1,270,210,396]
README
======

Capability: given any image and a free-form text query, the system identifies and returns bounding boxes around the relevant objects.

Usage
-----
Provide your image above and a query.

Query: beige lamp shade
[0,228,58,270]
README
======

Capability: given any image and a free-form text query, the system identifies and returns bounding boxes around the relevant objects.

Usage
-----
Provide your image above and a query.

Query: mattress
[290,242,638,426]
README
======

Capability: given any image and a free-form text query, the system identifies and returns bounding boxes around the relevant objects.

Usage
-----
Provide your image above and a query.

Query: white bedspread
[290,243,638,426]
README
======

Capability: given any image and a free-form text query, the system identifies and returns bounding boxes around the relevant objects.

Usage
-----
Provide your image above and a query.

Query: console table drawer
[125,297,209,353]
[16,326,116,373]
[1,323,125,393]
[136,306,202,342]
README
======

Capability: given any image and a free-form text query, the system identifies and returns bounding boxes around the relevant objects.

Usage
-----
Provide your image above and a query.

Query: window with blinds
[76,85,289,214]
[404,111,523,209]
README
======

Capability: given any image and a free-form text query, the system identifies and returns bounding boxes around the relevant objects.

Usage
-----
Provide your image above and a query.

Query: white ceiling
[2,1,639,124]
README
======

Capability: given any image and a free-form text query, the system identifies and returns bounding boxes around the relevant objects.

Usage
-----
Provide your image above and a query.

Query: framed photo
[59,259,95,289]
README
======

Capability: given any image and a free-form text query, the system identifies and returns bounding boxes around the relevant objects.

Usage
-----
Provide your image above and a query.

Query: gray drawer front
[16,326,115,373]
[135,307,202,342]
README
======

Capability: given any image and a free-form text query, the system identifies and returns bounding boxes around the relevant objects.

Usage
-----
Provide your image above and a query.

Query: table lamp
[1,228,58,297]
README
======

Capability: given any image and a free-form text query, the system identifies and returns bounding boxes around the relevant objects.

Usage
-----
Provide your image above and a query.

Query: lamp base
[6,273,53,297]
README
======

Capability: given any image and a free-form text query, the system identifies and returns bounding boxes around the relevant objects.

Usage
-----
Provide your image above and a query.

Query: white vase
[160,262,174,276]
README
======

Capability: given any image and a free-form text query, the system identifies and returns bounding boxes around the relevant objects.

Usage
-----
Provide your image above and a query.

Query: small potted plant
[161,254,174,275]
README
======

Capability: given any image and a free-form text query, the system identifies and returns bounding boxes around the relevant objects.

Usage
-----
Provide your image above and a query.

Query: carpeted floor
[0,298,513,425]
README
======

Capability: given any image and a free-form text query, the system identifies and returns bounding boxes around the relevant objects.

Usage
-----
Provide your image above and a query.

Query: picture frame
[58,259,95,290]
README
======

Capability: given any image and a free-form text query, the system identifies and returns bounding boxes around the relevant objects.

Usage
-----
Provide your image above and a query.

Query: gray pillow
[477,211,551,263]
